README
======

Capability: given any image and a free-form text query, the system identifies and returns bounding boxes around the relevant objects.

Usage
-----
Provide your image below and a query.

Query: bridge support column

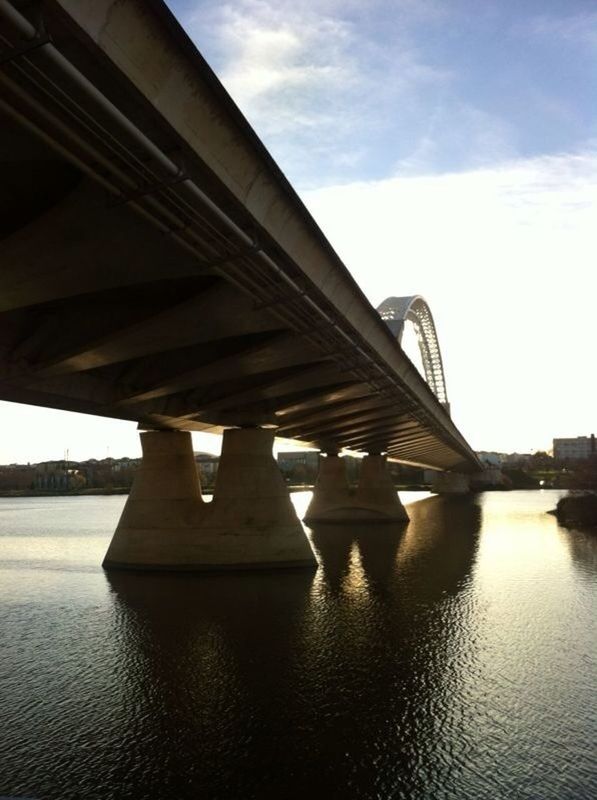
[304,453,408,523]
[354,455,409,521]
[103,428,316,571]
[432,471,470,495]
[303,454,351,523]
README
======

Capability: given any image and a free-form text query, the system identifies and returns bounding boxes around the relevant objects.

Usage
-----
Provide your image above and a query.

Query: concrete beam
[278,405,406,440]
[26,282,283,376]
[273,384,374,421]
[338,421,424,449]
[295,411,416,444]
[277,395,404,435]
[115,333,327,406]
[358,429,436,448]
[0,180,203,313]
[183,366,353,418]
[388,440,454,460]
[94,367,337,425]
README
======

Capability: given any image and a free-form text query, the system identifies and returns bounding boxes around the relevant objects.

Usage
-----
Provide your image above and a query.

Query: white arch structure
[377,296,450,414]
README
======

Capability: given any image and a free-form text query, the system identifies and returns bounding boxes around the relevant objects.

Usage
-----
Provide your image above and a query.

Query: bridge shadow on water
[104,494,482,800]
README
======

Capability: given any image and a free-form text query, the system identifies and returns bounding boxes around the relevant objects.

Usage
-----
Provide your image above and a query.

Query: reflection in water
[295,496,484,799]
[561,527,597,579]
[395,495,482,596]
[105,570,315,798]
[0,492,595,800]
[309,521,404,595]
[309,495,482,600]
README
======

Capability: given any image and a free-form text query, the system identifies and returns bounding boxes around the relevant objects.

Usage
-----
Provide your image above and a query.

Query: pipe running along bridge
[0,0,481,571]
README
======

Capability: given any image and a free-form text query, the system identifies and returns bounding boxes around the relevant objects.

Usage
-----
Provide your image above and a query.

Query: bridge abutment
[103,428,317,571]
[304,454,408,523]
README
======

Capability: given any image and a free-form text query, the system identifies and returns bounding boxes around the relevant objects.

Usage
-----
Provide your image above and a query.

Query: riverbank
[549,491,597,530]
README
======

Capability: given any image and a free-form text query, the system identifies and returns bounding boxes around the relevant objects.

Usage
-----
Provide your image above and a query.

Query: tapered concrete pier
[103,428,317,571]
[304,454,408,523]
[303,455,351,523]
[355,455,409,521]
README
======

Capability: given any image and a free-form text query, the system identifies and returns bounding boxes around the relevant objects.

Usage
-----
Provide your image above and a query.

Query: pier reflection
[308,522,404,595]
[560,526,597,580]
[105,568,315,797]
[396,494,483,598]
[308,494,482,600]
[104,494,482,799]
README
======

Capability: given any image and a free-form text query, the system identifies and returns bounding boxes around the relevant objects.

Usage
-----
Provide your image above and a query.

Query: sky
[2,0,596,462]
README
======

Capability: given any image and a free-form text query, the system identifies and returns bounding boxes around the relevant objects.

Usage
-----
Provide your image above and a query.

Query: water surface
[0,490,595,799]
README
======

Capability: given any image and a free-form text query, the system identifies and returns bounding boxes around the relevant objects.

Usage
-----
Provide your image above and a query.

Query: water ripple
[0,491,595,799]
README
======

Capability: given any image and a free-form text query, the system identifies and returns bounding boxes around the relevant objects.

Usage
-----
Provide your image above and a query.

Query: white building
[553,435,595,461]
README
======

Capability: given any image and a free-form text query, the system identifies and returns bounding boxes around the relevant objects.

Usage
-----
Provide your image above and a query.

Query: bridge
[0,0,481,570]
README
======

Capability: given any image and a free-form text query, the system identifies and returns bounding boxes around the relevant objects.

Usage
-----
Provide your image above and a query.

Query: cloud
[301,149,597,451]
[214,7,354,109]
[182,0,450,186]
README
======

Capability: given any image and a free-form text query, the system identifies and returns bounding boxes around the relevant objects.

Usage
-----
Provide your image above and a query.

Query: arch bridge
[377,296,450,415]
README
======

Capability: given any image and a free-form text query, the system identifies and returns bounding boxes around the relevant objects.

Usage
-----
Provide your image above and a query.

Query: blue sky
[1,0,596,461]
[174,0,597,186]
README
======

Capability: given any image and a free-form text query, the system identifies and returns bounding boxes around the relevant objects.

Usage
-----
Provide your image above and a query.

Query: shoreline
[0,488,131,498]
[0,484,434,499]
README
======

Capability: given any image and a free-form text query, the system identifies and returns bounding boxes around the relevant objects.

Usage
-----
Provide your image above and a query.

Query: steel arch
[377,296,450,413]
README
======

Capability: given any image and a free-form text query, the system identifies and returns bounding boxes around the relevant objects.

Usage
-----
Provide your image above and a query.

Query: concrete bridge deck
[0,0,480,474]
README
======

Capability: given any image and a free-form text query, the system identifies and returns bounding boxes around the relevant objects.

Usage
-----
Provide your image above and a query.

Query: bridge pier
[303,454,350,523]
[355,455,410,521]
[103,428,317,571]
[304,454,408,523]
[431,471,470,495]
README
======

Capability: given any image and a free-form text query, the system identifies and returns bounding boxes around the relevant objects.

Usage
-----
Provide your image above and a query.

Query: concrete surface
[103,429,317,570]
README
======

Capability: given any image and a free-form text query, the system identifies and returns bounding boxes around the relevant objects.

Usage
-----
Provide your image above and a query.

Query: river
[0,490,595,799]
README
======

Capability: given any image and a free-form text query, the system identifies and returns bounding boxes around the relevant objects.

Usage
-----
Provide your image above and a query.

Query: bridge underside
[0,0,478,474]
[0,132,465,469]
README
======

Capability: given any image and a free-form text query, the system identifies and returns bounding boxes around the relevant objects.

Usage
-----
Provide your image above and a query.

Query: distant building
[476,451,532,467]
[476,451,503,467]
[0,464,36,490]
[553,435,596,461]
[277,451,320,485]
[34,460,74,490]
[194,452,219,485]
